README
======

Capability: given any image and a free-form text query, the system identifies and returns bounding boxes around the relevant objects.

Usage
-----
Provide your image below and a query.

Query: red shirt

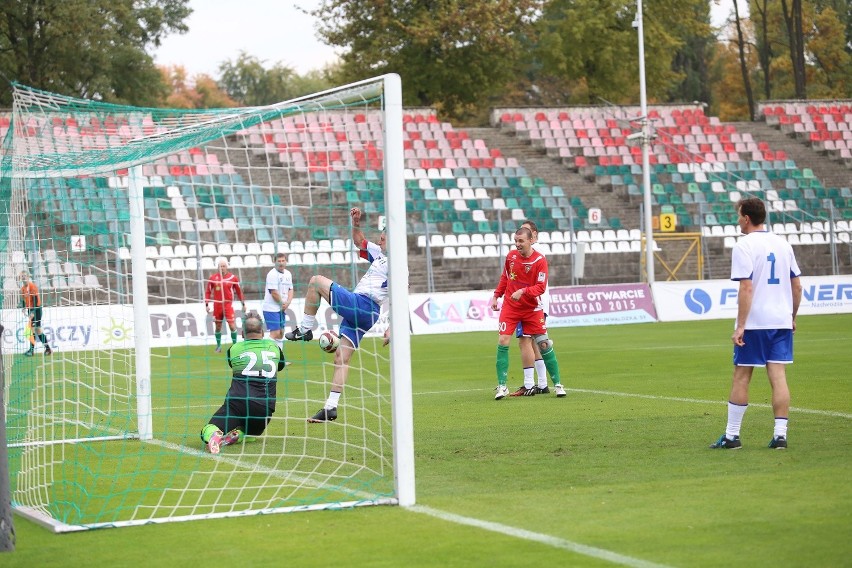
[205,272,244,304]
[494,249,548,312]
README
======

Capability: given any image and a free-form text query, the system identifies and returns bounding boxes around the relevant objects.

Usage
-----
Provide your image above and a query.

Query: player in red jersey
[490,227,561,400]
[205,258,245,353]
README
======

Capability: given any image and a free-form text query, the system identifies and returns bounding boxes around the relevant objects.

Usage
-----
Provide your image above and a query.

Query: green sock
[215,331,222,347]
[38,333,48,345]
[496,345,509,386]
[201,423,220,444]
[541,346,561,385]
[230,330,237,344]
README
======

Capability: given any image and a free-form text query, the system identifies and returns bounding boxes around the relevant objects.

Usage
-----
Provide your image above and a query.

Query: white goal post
[0,74,414,532]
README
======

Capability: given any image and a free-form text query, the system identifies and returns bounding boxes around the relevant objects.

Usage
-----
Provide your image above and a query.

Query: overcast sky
[153,0,338,77]
[153,0,738,79]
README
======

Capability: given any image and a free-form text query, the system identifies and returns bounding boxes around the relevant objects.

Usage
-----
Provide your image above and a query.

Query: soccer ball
[318,330,340,353]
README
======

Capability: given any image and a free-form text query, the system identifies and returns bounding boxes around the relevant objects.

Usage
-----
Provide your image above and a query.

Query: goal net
[0,75,413,532]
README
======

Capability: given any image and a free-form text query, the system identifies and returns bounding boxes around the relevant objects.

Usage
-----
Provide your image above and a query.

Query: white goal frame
[3,73,414,532]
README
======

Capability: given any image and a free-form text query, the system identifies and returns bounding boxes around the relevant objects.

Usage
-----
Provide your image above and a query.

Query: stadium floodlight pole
[635,0,655,284]
[383,73,416,507]
[128,166,153,440]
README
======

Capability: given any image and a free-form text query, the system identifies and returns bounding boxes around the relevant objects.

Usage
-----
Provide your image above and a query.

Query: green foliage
[807,6,852,97]
[217,52,333,106]
[4,315,850,566]
[312,0,540,121]
[712,1,852,119]
[0,0,191,106]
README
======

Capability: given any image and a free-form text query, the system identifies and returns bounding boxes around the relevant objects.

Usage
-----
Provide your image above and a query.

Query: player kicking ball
[285,206,389,423]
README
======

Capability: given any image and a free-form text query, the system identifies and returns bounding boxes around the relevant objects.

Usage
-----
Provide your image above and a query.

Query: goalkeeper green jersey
[226,338,286,400]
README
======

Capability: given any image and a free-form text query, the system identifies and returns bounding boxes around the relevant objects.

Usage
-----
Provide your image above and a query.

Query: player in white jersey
[286,206,389,422]
[261,253,294,352]
[512,220,565,397]
[711,197,802,450]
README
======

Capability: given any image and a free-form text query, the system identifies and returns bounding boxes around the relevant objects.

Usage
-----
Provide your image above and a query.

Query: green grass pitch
[4,314,851,567]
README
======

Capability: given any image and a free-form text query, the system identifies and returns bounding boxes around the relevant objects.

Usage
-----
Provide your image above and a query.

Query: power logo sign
[683,288,713,315]
[654,276,852,322]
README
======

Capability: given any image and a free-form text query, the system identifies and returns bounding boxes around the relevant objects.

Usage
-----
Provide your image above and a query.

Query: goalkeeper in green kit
[201,312,286,454]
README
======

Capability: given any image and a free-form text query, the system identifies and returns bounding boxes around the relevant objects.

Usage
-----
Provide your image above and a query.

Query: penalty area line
[409,505,674,568]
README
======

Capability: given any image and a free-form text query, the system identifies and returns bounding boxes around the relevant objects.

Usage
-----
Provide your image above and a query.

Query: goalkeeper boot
[221,429,242,447]
[208,430,224,455]
[494,385,509,400]
[510,385,535,396]
[45,346,53,356]
[285,327,313,342]
[554,384,567,398]
[768,436,787,450]
[710,434,742,449]
[24,349,34,357]
[308,407,337,423]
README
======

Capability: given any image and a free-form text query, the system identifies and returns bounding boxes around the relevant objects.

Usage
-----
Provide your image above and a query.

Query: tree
[0,0,191,106]
[807,6,852,97]
[311,0,539,122]
[533,0,707,106]
[217,52,332,106]
[665,0,715,104]
[752,0,775,99]
[733,0,756,119]
[709,37,755,120]
[161,65,236,109]
[781,0,807,97]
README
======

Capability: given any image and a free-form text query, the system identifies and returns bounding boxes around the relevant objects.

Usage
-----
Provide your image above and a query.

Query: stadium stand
[2,102,850,297]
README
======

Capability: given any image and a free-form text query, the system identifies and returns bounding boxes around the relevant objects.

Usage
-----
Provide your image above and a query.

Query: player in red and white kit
[205,258,245,352]
[490,226,561,400]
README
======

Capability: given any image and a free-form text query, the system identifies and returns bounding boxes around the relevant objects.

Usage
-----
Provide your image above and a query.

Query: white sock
[275,338,284,352]
[325,390,341,409]
[535,359,547,388]
[301,314,317,331]
[726,401,748,438]
[774,417,788,439]
[523,367,535,389]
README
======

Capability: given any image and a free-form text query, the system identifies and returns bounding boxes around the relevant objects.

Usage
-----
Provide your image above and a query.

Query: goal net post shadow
[0,74,414,532]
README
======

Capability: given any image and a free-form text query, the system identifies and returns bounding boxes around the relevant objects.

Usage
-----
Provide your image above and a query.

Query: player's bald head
[243,312,264,337]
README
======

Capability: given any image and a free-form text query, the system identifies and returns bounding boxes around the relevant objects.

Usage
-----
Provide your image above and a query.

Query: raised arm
[351,207,366,249]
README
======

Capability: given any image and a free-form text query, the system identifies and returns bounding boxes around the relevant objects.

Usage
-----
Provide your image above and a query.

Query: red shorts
[213,303,236,322]
[498,307,546,337]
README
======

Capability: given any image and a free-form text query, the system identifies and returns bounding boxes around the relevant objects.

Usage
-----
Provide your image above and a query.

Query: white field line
[409,505,674,568]
[414,387,852,419]
[148,387,852,419]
